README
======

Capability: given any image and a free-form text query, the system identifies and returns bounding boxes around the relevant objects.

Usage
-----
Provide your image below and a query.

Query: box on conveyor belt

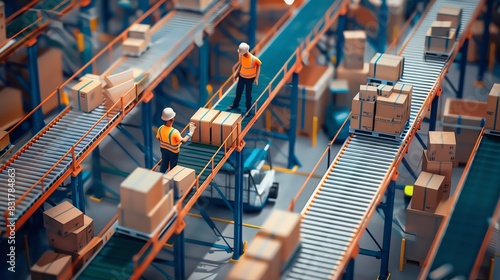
[377,84,393,98]
[393,83,412,114]
[369,53,404,81]
[406,196,453,239]
[71,236,103,272]
[103,79,136,109]
[103,69,134,88]
[0,130,9,151]
[176,0,213,12]
[120,167,164,214]
[352,93,375,117]
[412,171,445,213]
[335,62,369,107]
[442,98,486,165]
[427,131,456,162]
[80,73,108,88]
[256,210,301,264]
[31,251,72,280]
[374,116,405,135]
[350,114,374,131]
[376,92,408,119]
[422,150,453,199]
[344,30,366,52]
[226,257,277,280]
[129,23,151,42]
[245,235,282,280]
[430,21,453,37]
[425,27,456,53]
[211,112,242,148]
[190,108,221,144]
[164,165,196,198]
[437,6,462,29]
[0,87,24,132]
[48,215,94,253]
[486,83,500,131]
[359,84,377,102]
[344,53,365,70]
[44,201,84,237]
[118,189,173,234]
[122,38,148,55]
[70,79,103,113]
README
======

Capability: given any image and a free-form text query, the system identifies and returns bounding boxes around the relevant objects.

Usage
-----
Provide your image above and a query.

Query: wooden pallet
[366,77,397,86]
[115,208,177,241]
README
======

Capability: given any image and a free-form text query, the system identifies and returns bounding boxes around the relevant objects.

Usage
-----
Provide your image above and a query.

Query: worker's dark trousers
[160,148,179,173]
[232,76,255,111]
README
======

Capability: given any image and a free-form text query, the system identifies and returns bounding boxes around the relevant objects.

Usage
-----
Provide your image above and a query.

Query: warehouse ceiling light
[284,0,295,5]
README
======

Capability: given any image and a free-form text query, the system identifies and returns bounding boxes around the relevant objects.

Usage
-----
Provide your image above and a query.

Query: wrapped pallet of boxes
[212,112,242,148]
[422,150,453,199]
[343,30,366,69]
[72,236,103,272]
[48,215,94,254]
[374,91,409,135]
[31,251,72,280]
[350,92,375,131]
[176,0,214,12]
[425,27,456,53]
[244,235,282,280]
[335,62,369,107]
[412,171,445,213]
[437,6,462,29]
[393,82,413,114]
[0,131,9,151]
[70,79,103,113]
[43,201,85,237]
[369,53,404,82]
[442,98,486,165]
[0,87,24,131]
[164,165,196,198]
[226,257,275,280]
[427,131,456,162]
[190,108,221,144]
[486,83,500,131]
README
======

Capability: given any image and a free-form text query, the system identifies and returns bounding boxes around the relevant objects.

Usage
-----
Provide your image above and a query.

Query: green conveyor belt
[429,134,500,279]
[178,142,225,183]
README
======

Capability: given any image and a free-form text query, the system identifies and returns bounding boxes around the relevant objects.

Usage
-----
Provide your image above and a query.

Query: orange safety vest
[239,54,261,79]
[157,125,181,153]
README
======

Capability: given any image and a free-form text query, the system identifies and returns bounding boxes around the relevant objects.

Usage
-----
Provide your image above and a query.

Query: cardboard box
[71,236,103,272]
[129,23,151,42]
[343,53,365,69]
[103,79,136,109]
[190,108,221,144]
[352,93,375,116]
[257,210,301,263]
[48,215,94,253]
[212,112,242,148]
[374,116,405,135]
[118,192,172,234]
[369,53,403,81]
[425,28,456,53]
[343,30,366,51]
[0,87,24,131]
[335,62,369,107]
[359,85,377,101]
[245,235,281,280]
[44,201,84,237]
[120,167,164,214]
[406,196,453,239]
[486,83,500,131]
[80,73,108,88]
[427,131,456,162]
[431,21,453,36]
[226,257,275,280]
[422,150,453,199]
[123,38,148,55]
[70,79,103,113]
[0,130,9,150]
[376,92,407,119]
[377,84,393,98]
[437,6,462,29]
[412,172,445,213]
[350,114,374,131]
[104,69,134,88]
[164,165,196,198]
[31,252,72,280]
[176,0,213,11]
[393,83,413,114]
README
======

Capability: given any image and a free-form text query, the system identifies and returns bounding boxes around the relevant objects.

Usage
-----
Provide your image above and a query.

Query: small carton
[422,150,453,199]
[129,23,151,42]
[71,236,103,272]
[425,28,456,53]
[359,85,377,101]
[256,210,301,264]
[343,53,365,69]
[376,92,408,119]
[437,6,462,29]
[164,165,196,198]
[427,131,456,162]
[431,21,453,36]
[31,252,72,280]
[226,257,275,280]
[120,167,164,214]
[43,201,84,237]
[369,53,404,81]
[413,172,445,213]
[103,79,136,109]
[211,112,242,148]
[245,235,282,280]
[343,30,366,53]
[48,215,94,253]
[393,83,413,113]
[103,69,134,88]
[374,116,405,135]
[70,79,103,112]
[377,84,393,98]
[486,83,500,131]
[0,130,9,151]
[351,93,375,116]
[190,108,221,144]
[123,38,148,55]
[118,192,172,234]
[80,73,107,88]
[350,114,374,131]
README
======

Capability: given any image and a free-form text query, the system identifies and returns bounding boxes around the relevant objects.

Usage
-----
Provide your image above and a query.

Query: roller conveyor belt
[284,1,482,279]
[425,134,500,279]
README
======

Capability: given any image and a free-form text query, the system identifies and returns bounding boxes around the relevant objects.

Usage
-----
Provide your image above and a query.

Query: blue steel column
[378,0,388,53]
[79,0,94,74]
[335,9,346,69]
[248,0,257,48]
[27,41,44,132]
[142,101,154,168]
[138,0,151,24]
[232,150,244,260]
[429,95,439,131]
[71,173,85,213]
[477,0,493,82]
[99,0,110,33]
[174,231,185,279]
[288,73,299,169]
[342,259,355,280]
[457,38,469,99]
[199,35,209,106]
[379,180,396,279]
[91,147,104,199]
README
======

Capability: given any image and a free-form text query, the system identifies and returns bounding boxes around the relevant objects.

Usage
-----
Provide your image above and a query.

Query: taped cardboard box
[120,167,164,214]
[374,116,405,135]
[350,114,374,131]
[104,69,134,88]
[425,28,456,53]
[257,210,301,264]
[44,201,84,237]
[376,92,407,119]
[393,83,413,114]
[123,38,148,55]
[103,79,136,110]
[48,215,94,253]
[377,84,393,98]
[344,53,365,69]
[335,62,369,107]
[118,192,172,234]
[359,84,377,101]
[164,165,196,198]
[0,130,9,151]
[71,236,103,272]
[412,172,445,213]
[369,53,403,81]
[31,251,72,280]
[212,112,242,148]
[80,73,108,88]
[226,257,275,280]
[129,23,151,42]
[486,83,500,131]
[190,108,221,144]
[427,131,456,162]
[176,0,214,12]
[343,30,366,51]
[245,236,282,280]
[352,93,375,116]
[437,6,462,29]
[430,21,453,36]
[422,150,452,199]
[70,79,103,113]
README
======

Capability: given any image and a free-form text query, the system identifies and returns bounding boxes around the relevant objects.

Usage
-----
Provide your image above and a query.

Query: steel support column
[90,147,105,199]
[71,173,85,213]
[199,35,209,106]
[336,7,347,68]
[232,150,244,260]
[248,0,257,48]
[477,0,493,82]
[342,259,355,280]
[79,0,94,74]
[457,38,469,99]
[138,0,151,24]
[378,0,388,53]
[99,0,110,33]
[27,41,44,132]
[142,101,154,168]
[288,72,299,169]
[379,180,396,279]
[174,231,185,279]
[429,94,439,131]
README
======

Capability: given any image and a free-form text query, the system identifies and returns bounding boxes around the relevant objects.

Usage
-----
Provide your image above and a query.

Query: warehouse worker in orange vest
[227,42,262,114]
[156,107,196,173]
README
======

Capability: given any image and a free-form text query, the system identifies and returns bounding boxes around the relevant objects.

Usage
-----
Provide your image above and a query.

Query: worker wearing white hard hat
[227,42,262,114]
[156,107,196,172]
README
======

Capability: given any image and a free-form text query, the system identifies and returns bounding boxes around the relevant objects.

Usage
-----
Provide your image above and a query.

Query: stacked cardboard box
[123,23,151,56]
[350,85,376,131]
[343,30,366,69]
[190,108,221,144]
[374,89,409,135]
[176,0,214,12]
[437,6,462,29]
[368,53,404,82]
[442,98,485,165]
[427,131,456,162]
[47,215,94,254]
[425,21,457,53]
[31,251,73,280]
[335,62,369,107]
[212,111,242,149]
[412,171,445,213]
[43,201,85,237]
[102,69,137,110]
[70,79,103,113]
[0,130,9,150]
[422,150,453,199]
[164,165,196,198]
[0,87,24,131]
[486,84,500,131]
[393,82,413,115]
[118,167,174,234]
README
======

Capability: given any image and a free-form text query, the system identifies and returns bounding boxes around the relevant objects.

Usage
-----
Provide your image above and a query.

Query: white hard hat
[161,107,176,121]
[238,42,250,54]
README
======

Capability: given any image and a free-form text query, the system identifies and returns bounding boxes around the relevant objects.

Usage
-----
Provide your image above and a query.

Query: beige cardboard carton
[369,53,403,81]
[123,38,148,55]
[344,53,365,69]
[374,116,404,135]
[245,235,282,280]
[226,257,275,280]
[350,114,374,131]
[120,167,164,214]
[71,236,103,272]
[431,21,453,36]
[427,131,456,162]
[43,201,84,237]
[352,93,375,117]
[176,0,213,11]
[129,23,151,42]
[103,69,134,88]
[118,193,172,234]
[437,6,462,29]
[377,84,393,98]
[343,30,366,51]
[164,165,196,198]
[31,252,72,280]
[190,108,221,144]
[212,112,242,148]
[48,215,94,253]
[376,92,407,119]
[70,79,103,113]
[393,83,413,114]
[422,150,453,199]
[80,73,108,88]
[359,84,377,101]
[486,83,500,131]
[103,79,136,109]
[0,130,9,151]
[0,87,24,132]
[425,28,456,53]
[335,62,369,107]
[413,172,445,213]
